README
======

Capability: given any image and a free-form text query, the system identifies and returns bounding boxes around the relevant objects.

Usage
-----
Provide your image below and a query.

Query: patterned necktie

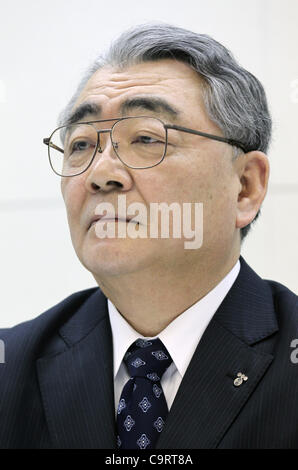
[116,337,173,450]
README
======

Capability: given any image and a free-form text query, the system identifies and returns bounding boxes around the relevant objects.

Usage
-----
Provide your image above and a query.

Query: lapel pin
[234,372,248,387]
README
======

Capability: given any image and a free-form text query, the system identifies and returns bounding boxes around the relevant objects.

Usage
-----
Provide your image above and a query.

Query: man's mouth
[89,215,138,230]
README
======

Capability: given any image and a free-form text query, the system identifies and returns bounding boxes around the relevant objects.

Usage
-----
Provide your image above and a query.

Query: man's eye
[133,135,164,144]
[71,140,92,152]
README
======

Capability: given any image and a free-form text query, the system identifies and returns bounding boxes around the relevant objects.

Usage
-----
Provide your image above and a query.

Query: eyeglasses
[43,116,248,177]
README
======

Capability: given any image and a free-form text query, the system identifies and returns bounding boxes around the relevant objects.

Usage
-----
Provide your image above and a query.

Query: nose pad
[96,132,118,154]
[97,133,103,154]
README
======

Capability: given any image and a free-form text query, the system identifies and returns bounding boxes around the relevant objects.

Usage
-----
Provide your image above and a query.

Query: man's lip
[88,216,138,229]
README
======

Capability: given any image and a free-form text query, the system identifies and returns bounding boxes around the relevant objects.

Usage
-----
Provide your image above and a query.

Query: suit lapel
[36,290,117,449]
[156,256,279,449]
[156,318,274,449]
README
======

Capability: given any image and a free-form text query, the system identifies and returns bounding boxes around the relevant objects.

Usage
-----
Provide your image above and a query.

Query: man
[0,23,297,449]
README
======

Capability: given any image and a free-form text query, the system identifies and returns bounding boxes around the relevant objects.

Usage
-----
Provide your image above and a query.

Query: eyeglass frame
[43,116,249,176]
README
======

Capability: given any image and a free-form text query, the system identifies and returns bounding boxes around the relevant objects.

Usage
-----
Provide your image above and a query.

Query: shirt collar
[108,259,240,379]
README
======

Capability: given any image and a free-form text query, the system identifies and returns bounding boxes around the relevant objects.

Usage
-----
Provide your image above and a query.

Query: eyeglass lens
[49,117,167,176]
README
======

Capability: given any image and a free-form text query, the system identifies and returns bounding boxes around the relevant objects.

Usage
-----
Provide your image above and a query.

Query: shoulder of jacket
[0,287,99,359]
[265,278,298,324]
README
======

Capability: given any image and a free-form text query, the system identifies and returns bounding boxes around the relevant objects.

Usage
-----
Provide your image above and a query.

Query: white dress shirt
[108,259,240,416]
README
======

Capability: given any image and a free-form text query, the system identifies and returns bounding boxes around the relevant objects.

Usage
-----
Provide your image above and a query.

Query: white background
[0,0,297,327]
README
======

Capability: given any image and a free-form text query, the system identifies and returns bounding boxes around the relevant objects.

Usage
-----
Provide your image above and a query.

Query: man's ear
[236,151,270,229]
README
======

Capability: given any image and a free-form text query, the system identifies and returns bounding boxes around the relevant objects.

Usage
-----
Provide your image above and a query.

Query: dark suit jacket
[0,256,297,449]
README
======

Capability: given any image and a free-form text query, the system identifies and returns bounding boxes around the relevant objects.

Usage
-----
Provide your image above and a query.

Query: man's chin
[77,239,152,279]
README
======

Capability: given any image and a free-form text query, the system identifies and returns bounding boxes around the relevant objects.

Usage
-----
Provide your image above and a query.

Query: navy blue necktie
[116,338,173,449]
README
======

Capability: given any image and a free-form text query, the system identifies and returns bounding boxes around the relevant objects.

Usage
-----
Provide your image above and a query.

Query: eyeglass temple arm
[43,138,64,154]
[43,128,111,155]
[166,124,247,153]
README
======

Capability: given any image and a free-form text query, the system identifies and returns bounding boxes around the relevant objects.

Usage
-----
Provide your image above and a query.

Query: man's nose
[84,137,133,193]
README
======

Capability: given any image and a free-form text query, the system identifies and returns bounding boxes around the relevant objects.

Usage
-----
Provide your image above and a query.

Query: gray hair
[58,22,272,242]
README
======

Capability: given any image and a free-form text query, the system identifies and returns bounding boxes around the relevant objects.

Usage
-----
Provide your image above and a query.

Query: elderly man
[0,23,297,450]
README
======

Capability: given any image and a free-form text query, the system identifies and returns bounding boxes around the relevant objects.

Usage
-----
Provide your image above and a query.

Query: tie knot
[124,338,172,381]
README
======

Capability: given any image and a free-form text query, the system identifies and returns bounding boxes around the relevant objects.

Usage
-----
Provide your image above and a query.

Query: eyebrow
[66,96,180,125]
[120,96,180,120]
[66,102,102,125]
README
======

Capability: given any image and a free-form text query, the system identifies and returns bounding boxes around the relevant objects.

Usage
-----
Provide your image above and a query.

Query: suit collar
[215,256,278,345]
[58,288,108,346]
[53,256,278,349]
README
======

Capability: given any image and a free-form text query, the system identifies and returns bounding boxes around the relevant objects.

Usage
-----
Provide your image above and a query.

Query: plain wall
[0,0,297,327]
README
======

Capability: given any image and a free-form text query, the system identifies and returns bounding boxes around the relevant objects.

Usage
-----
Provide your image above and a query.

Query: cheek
[172,154,237,233]
[203,173,239,243]
[61,178,86,233]
[134,153,210,204]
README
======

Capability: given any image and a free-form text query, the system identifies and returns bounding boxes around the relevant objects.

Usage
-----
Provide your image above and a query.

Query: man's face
[61,59,242,279]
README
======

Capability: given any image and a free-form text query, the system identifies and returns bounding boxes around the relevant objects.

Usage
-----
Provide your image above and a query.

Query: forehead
[73,59,207,124]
